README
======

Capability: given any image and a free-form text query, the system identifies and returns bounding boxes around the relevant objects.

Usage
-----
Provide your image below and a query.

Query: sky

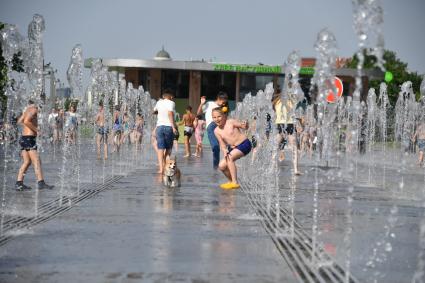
[1,0,424,86]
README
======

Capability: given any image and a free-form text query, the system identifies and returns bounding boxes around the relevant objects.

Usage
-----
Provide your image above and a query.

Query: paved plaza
[0,141,424,283]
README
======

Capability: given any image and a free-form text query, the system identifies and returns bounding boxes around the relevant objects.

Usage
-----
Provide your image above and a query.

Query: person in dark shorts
[265,113,272,139]
[212,107,251,190]
[179,105,196,157]
[16,100,54,191]
[19,136,38,151]
[95,102,109,159]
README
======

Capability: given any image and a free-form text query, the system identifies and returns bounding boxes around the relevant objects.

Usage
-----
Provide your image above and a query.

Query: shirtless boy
[16,100,54,191]
[95,102,108,159]
[179,105,196,157]
[212,107,252,190]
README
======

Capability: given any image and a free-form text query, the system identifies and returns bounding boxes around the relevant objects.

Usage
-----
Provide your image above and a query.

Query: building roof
[154,47,171,61]
[83,57,383,79]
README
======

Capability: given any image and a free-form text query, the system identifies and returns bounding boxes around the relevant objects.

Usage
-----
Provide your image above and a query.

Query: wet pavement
[0,142,298,283]
[274,151,425,283]
[0,141,424,283]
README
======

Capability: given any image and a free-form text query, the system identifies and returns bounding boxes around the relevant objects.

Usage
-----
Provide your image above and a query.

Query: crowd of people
[95,103,145,159]
[150,87,306,189]
[6,85,425,192]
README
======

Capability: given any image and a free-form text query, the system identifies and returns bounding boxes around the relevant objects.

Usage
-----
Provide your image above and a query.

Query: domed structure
[154,46,171,61]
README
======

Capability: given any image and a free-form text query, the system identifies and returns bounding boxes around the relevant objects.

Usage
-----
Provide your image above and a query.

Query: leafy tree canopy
[0,22,25,118]
[347,49,423,105]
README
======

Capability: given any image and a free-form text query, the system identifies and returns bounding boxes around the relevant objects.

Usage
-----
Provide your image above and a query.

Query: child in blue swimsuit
[112,105,122,152]
[212,107,251,190]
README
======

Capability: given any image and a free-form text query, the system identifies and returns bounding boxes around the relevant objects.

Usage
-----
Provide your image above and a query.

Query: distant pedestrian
[48,108,59,144]
[179,105,196,157]
[413,120,425,166]
[193,114,206,157]
[272,84,301,175]
[120,112,131,146]
[112,105,122,153]
[64,104,78,145]
[132,113,144,150]
[57,108,64,142]
[95,102,108,160]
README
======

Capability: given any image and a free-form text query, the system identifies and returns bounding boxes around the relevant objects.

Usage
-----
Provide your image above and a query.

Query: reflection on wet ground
[0,142,424,282]
[0,142,298,283]
[277,152,425,283]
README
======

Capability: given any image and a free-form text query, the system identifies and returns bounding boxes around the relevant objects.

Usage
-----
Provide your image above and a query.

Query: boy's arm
[233,119,249,130]
[197,98,207,115]
[178,114,186,126]
[17,114,24,125]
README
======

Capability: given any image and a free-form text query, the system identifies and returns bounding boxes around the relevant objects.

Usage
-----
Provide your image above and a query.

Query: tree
[347,49,423,106]
[0,22,25,118]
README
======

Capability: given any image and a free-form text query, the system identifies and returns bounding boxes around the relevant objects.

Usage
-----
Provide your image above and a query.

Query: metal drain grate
[240,181,358,283]
[0,175,123,246]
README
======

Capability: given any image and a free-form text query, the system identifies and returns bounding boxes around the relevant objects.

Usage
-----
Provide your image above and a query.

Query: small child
[133,113,144,149]
[179,105,196,157]
[212,107,251,190]
[298,122,309,157]
[413,121,425,166]
[193,114,206,157]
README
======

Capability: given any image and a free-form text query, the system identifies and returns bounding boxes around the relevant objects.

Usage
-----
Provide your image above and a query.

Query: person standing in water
[153,89,177,174]
[95,102,108,160]
[193,114,206,157]
[197,92,228,169]
[179,105,196,157]
[48,107,59,144]
[132,113,144,150]
[64,104,78,145]
[112,105,123,153]
[272,84,301,175]
[15,100,54,191]
[413,120,425,166]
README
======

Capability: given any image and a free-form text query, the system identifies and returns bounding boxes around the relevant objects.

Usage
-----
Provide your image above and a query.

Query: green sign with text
[299,67,315,75]
[212,64,316,75]
[213,64,282,74]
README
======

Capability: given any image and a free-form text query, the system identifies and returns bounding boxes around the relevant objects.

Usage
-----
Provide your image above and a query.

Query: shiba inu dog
[163,156,181,188]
